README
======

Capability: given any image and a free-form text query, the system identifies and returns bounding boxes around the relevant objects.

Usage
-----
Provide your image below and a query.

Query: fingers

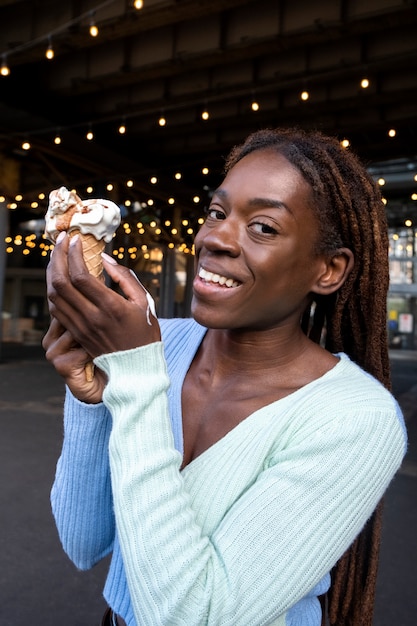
[47,233,105,330]
[101,252,152,308]
[43,319,87,373]
[42,318,106,404]
[46,232,161,357]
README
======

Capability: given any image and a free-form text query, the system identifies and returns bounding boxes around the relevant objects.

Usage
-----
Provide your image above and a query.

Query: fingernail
[56,231,66,244]
[69,234,79,246]
[102,251,118,265]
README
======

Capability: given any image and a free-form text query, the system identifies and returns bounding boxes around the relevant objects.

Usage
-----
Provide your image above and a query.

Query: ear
[312,248,354,296]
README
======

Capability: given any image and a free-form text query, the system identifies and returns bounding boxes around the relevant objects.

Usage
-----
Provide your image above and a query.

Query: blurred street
[0,342,415,626]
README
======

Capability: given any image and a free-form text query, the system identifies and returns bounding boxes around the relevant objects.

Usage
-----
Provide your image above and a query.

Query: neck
[202,324,315,377]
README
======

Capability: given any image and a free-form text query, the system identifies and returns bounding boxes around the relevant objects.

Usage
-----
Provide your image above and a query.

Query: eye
[204,205,226,221]
[249,221,278,235]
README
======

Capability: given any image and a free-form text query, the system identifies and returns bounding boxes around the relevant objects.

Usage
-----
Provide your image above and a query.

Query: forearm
[98,344,227,625]
[51,388,115,569]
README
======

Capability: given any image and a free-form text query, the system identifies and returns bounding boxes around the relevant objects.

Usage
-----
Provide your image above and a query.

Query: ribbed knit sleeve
[50,389,115,570]
[96,345,406,626]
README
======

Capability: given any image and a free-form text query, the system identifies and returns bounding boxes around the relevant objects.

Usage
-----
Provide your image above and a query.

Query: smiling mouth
[199,267,240,288]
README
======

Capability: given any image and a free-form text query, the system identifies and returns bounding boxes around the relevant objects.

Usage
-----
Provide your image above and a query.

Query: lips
[198,266,240,288]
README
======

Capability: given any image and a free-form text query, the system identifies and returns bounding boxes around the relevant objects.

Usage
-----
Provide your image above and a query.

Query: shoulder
[159,317,207,358]
[331,353,398,407]
[160,317,206,342]
[309,353,407,445]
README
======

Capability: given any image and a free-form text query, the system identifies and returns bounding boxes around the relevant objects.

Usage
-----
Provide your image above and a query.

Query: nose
[197,217,241,256]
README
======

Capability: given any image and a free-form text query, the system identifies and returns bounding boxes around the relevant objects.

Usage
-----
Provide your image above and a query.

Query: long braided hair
[225,128,390,626]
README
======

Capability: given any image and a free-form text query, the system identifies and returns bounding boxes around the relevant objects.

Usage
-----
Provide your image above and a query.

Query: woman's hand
[42,317,106,403]
[44,232,161,398]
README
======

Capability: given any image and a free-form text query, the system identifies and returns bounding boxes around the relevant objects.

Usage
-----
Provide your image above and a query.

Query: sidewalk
[0,343,109,626]
[0,341,415,626]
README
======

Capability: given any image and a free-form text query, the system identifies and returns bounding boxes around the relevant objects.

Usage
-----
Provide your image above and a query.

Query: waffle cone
[69,230,105,280]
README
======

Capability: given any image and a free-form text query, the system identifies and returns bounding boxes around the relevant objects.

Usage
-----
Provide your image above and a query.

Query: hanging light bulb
[118,121,126,134]
[134,0,144,8]
[300,90,309,101]
[360,78,370,89]
[54,131,61,145]
[158,115,166,126]
[201,109,209,121]
[86,125,94,141]
[22,140,31,150]
[89,13,99,37]
[251,100,259,111]
[1,55,10,76]
[46,38,54,60]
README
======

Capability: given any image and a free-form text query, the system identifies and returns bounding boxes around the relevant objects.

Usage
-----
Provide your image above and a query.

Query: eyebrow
[212,188,293,215]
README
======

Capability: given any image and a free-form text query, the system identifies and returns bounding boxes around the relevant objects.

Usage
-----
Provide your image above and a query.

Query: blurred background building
[1,0,417,347]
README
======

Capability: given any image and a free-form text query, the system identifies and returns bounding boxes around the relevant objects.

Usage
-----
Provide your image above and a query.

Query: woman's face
[192,148,332,332]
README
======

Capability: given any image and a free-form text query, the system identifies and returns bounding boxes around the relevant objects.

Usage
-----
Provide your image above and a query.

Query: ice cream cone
[68,230,105,280]
[45,187,121,384]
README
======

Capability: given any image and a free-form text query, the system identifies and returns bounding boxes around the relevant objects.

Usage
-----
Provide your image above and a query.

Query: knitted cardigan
[51,317,406,626]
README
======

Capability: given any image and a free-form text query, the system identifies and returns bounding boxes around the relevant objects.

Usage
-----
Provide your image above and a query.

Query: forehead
[219,149,312,206]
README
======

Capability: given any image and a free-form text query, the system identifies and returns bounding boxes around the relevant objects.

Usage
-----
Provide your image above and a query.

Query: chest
[180,368,294,468]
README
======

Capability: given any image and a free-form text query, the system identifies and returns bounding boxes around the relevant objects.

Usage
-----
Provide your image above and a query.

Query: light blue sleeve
[50,388,115,570]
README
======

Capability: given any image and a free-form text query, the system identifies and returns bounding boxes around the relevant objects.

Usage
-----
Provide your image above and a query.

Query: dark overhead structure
[1,0,417,219]
[1,0,417,344]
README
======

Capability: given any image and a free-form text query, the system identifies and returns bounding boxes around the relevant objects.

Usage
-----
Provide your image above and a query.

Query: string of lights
[0,0,144,76]
[3,157,417,263]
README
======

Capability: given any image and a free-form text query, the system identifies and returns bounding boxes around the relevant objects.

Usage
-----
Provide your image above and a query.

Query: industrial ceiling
[1,0,417,230]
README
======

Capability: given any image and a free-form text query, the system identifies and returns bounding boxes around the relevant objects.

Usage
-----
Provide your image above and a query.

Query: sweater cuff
[94,341,166,381]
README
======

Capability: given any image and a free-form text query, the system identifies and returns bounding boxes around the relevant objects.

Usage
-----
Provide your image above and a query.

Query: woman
[44,128,406,626]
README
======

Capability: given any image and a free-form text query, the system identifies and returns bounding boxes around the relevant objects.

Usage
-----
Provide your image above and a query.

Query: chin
[191,306,226,330]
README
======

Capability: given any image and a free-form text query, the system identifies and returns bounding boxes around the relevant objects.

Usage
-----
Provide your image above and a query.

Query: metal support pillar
[0,201,7,358]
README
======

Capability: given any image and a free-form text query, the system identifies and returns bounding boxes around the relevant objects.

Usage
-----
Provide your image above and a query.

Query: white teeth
[199,267,239,288]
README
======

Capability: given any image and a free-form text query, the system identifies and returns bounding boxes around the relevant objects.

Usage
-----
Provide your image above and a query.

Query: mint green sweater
[87,319,406,626]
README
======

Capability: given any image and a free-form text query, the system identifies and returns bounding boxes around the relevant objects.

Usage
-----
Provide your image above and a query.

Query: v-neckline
[170,325,346,470]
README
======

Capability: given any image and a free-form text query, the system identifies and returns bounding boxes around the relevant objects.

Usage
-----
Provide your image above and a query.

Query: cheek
[193,227,206,252]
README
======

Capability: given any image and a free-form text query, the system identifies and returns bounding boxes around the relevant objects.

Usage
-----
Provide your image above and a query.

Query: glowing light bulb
[360,78,369,89]
[251,101,259,111]
[134,0,143,9]
[158,116,166,126]
[1,55,10,76]
[90,12,98,37]
[300,90,309,101]
[46,40,54,60]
